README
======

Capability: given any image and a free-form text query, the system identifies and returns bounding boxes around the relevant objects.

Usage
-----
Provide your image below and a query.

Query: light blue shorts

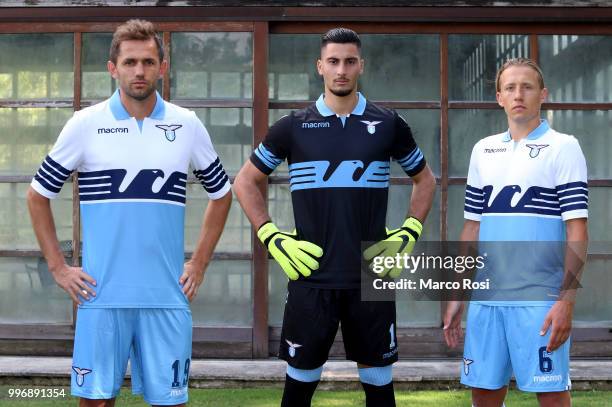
[461,303,571,392]
[71,308,192,405]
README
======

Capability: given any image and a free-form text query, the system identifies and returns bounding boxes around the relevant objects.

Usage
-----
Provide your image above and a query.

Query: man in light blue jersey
[443,58,588,407]
[27,19,232,406]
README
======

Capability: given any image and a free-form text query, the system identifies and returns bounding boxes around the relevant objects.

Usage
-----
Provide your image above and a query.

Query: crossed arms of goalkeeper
[234,159,436,280]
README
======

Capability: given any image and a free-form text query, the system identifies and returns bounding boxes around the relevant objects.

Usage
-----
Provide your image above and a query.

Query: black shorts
[279,283,398,369]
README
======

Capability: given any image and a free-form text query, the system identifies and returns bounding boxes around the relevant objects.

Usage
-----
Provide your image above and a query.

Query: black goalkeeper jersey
[251,93,426,288]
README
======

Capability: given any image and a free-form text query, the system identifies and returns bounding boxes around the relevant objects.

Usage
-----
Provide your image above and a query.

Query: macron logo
[98,127,128,134]
[302,122,330,129]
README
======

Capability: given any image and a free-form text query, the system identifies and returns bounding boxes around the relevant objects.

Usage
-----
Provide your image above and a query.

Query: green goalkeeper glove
[363,217,423,278]
[257,222,323,280]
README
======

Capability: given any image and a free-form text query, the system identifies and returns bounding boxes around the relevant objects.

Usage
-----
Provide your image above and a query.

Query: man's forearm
[189,191,232,271]
[233,163,272,229]
[408,165,436,222]
[560,218,588,302]
[26,187,66,271]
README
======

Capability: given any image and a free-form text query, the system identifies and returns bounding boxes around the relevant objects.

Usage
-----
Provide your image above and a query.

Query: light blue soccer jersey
[463,120,588,304]
[31,90,230,308]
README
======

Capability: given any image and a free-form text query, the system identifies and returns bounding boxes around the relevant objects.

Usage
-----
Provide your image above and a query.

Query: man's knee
[79,398,116,407]
[471,386,507,407]
[537,390,570,407]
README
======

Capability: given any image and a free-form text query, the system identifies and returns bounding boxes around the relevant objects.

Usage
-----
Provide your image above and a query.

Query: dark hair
[110,19,164,64]
[495,58,544,92]
[321,28,361,49]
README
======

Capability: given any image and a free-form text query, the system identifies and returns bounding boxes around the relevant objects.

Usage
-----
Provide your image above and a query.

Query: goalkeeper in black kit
[234,28,435,407]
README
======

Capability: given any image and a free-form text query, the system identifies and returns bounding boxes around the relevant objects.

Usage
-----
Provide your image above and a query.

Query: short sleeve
[554,137,588,221]
[391,112,426,177]
[30,112,83,199]
[250,114,292,175]
[464,143,485,221]
[190,114,231,200]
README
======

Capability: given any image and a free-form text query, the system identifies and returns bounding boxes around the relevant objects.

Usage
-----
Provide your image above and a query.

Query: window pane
[0,257,72,324]
[191,260,251,326]
[539,35,612,102]
[267,183,296,326]
[82,33,115,99]
[269,34,439,101]
[447,184,467,241]
[193,108,251,176]
[184,183,250,253]
[449,34,530,101]
[360,35,439,101]
[0,183,72,250]
[0,34,73,100]
[171,33,253,99]
[269,34,319,101]
[586,188,612,243]
[396,109,440,176]
[544,110,612,179]
[448,109,507,177]
[574,259,612,327]
[0,108,73,176]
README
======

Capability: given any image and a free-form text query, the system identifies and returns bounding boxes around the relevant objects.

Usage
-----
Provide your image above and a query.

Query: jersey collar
[315,92,367,117]
[109,89,165,121]
[502,119,550,142]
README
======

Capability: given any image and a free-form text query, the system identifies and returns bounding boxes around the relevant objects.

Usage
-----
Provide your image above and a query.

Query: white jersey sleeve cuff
[464,211,482,222]
[561,209,588,221]
[207,180,231,200]
[30,179,61,199]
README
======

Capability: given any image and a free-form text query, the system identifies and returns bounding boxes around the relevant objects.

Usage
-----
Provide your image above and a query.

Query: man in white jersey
[443,58,588,407]
[26,19,232,406]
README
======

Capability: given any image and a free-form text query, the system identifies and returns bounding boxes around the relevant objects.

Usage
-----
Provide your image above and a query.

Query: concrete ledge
[1,357,611,390]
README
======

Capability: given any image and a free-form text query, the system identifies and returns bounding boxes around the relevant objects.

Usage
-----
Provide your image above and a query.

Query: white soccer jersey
[463,120,588,303]
[31,90,231,308]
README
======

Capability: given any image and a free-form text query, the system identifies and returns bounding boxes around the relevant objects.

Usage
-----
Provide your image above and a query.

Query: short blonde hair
[495,58,544,92]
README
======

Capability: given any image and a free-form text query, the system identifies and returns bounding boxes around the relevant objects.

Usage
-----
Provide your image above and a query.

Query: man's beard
[124,82,156,101]
[330,86,354,97]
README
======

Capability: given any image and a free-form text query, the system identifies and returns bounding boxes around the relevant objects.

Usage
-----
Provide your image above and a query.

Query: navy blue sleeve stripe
[34,174,62,193]
[194,159,229,194]
[464,206,483,214]
[44,155,71,178]
[203,174,229,194]
[200,170,226,188]
[465,191,484,201]
[558,194,588,203]
[557,189,588,199]
[556,181,588,191]
[195,164,223,181]
[36,168,64,188]
[561,195,589,207]
[199,157,222,177]
[41,161,70,182]
[560,203,588,213]
[466,185,484,195]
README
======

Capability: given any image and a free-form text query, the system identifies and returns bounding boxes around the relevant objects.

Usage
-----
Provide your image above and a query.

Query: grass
[0,387,610,406]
